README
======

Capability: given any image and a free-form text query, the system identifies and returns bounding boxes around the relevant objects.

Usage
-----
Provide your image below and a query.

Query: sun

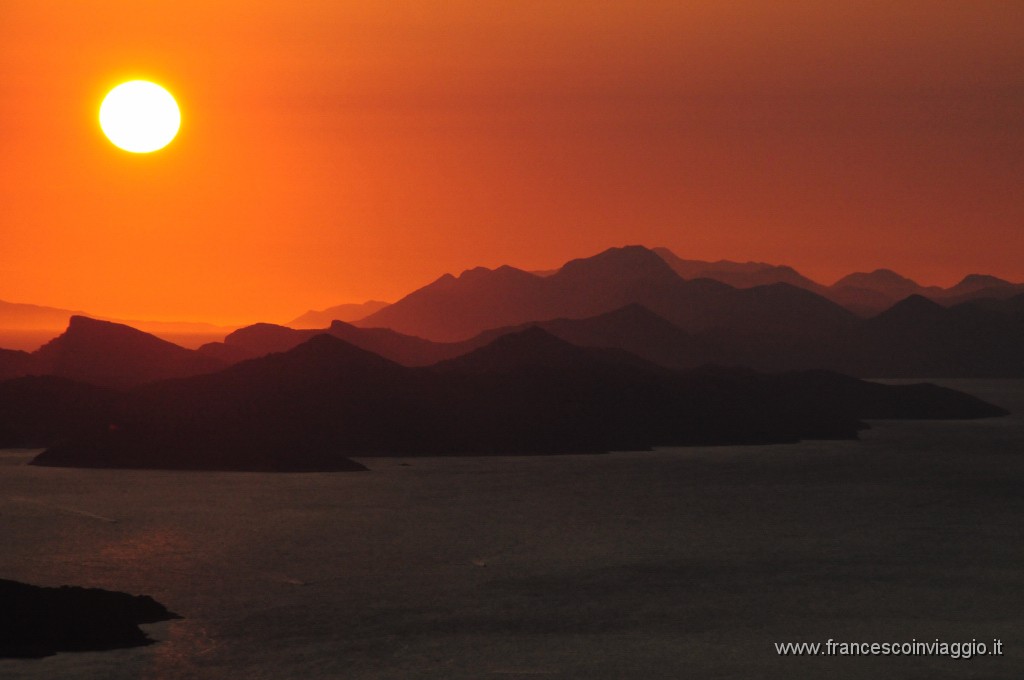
[99,80,181,153]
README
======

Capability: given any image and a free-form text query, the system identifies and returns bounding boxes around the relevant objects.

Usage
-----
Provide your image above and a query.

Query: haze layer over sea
[2,380,1022,679]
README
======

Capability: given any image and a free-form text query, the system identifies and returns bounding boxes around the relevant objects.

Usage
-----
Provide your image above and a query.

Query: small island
[0,579,181,659]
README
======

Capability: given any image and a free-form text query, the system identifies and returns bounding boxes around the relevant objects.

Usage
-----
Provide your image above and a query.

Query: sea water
[1,380,1022,679]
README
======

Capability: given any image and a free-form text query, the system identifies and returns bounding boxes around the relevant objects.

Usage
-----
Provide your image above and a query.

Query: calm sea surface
[2,380,1023,679]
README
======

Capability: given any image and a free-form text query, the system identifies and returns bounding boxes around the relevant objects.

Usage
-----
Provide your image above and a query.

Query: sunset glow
[1,2,1021,324]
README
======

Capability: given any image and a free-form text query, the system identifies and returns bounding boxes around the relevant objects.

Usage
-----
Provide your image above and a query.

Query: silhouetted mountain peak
[476,325,579,354]
[67,315,99,329]
[425,273,459,289]
[869,268,908,280]
[227,321,286,336]
[282,333,397,365]
[652,247,824,292]
[459,266,493,280]
[950,274,1011,293]
[834,268,921,290]
[435,326,598,373]
[33,317,224,388]
[223,322,305,354]
[872,294,948,324]
[556,245,676,280]
[328,319,357,332]
[287,300,390,328]
[223,334,402,383]
[41,316,187,354]
[452,264,538,284]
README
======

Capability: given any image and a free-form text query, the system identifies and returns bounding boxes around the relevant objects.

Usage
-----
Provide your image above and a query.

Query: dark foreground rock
[33,439,371,472]
[0,579,181,658]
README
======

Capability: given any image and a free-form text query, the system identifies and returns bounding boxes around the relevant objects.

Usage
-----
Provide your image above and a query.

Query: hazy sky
[2,2,1022,323]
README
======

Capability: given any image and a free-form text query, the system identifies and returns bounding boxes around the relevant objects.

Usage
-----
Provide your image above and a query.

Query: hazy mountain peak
[288,300,390,329]
[872,294,947,323]
[224,322,296,345]
[834,268,921,289]
[246,333,402,372]
[328,319,357,331]
[554,245,678,282]
[33,316,223,388]
[652,247,823,292]
[49,316,183,349]
[458,266,493,279]
[66,314,100,328]
[475,325,577,354]
[455,264,537,282]
[435,326,594,373]
[951,274,1011,292]
[564,244,664,266]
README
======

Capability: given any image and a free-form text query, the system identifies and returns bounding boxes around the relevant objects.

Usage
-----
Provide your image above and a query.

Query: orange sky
[2,2,1022,324]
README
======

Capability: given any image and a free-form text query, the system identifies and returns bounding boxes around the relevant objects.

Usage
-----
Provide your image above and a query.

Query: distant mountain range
[2,245,1023,382]
[355,246,860,341]
[1,244,1016,471]
[4,246,1020,347]
[0,316,226,388]
[217,297,1024,379]
[353,246,1024,339]
[0,299,236,351]
[0,299,90,330]
[23,329,1005,471]
[652,247,826,292]
[287,300,390,328]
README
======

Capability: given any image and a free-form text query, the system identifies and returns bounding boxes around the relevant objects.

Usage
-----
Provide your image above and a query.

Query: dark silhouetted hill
[433,326,661,375]
[869,294,948,326]
[210,320,471,367]
[33,316,226,389]
[0,376,120,448]
[207,305,718,370]
[821,286,900,317]
[945,274,1013,297]
[32,335,389,470]
[288,300,390,328]
[480,304,723,370]
[829,294,1024,377]
[195,340,256,365]
[257,305,720,372]
[32,331,1006,469]
[0,579,180,658]
[323,320,471,365]
[0,347,36,381]
[957,292,1024,317]
[454,306,722,371]
[932,276,1024,306]
[220,322,312,356]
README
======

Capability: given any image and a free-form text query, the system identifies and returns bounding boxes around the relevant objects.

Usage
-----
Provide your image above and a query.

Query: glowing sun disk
[99,80,180,153]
